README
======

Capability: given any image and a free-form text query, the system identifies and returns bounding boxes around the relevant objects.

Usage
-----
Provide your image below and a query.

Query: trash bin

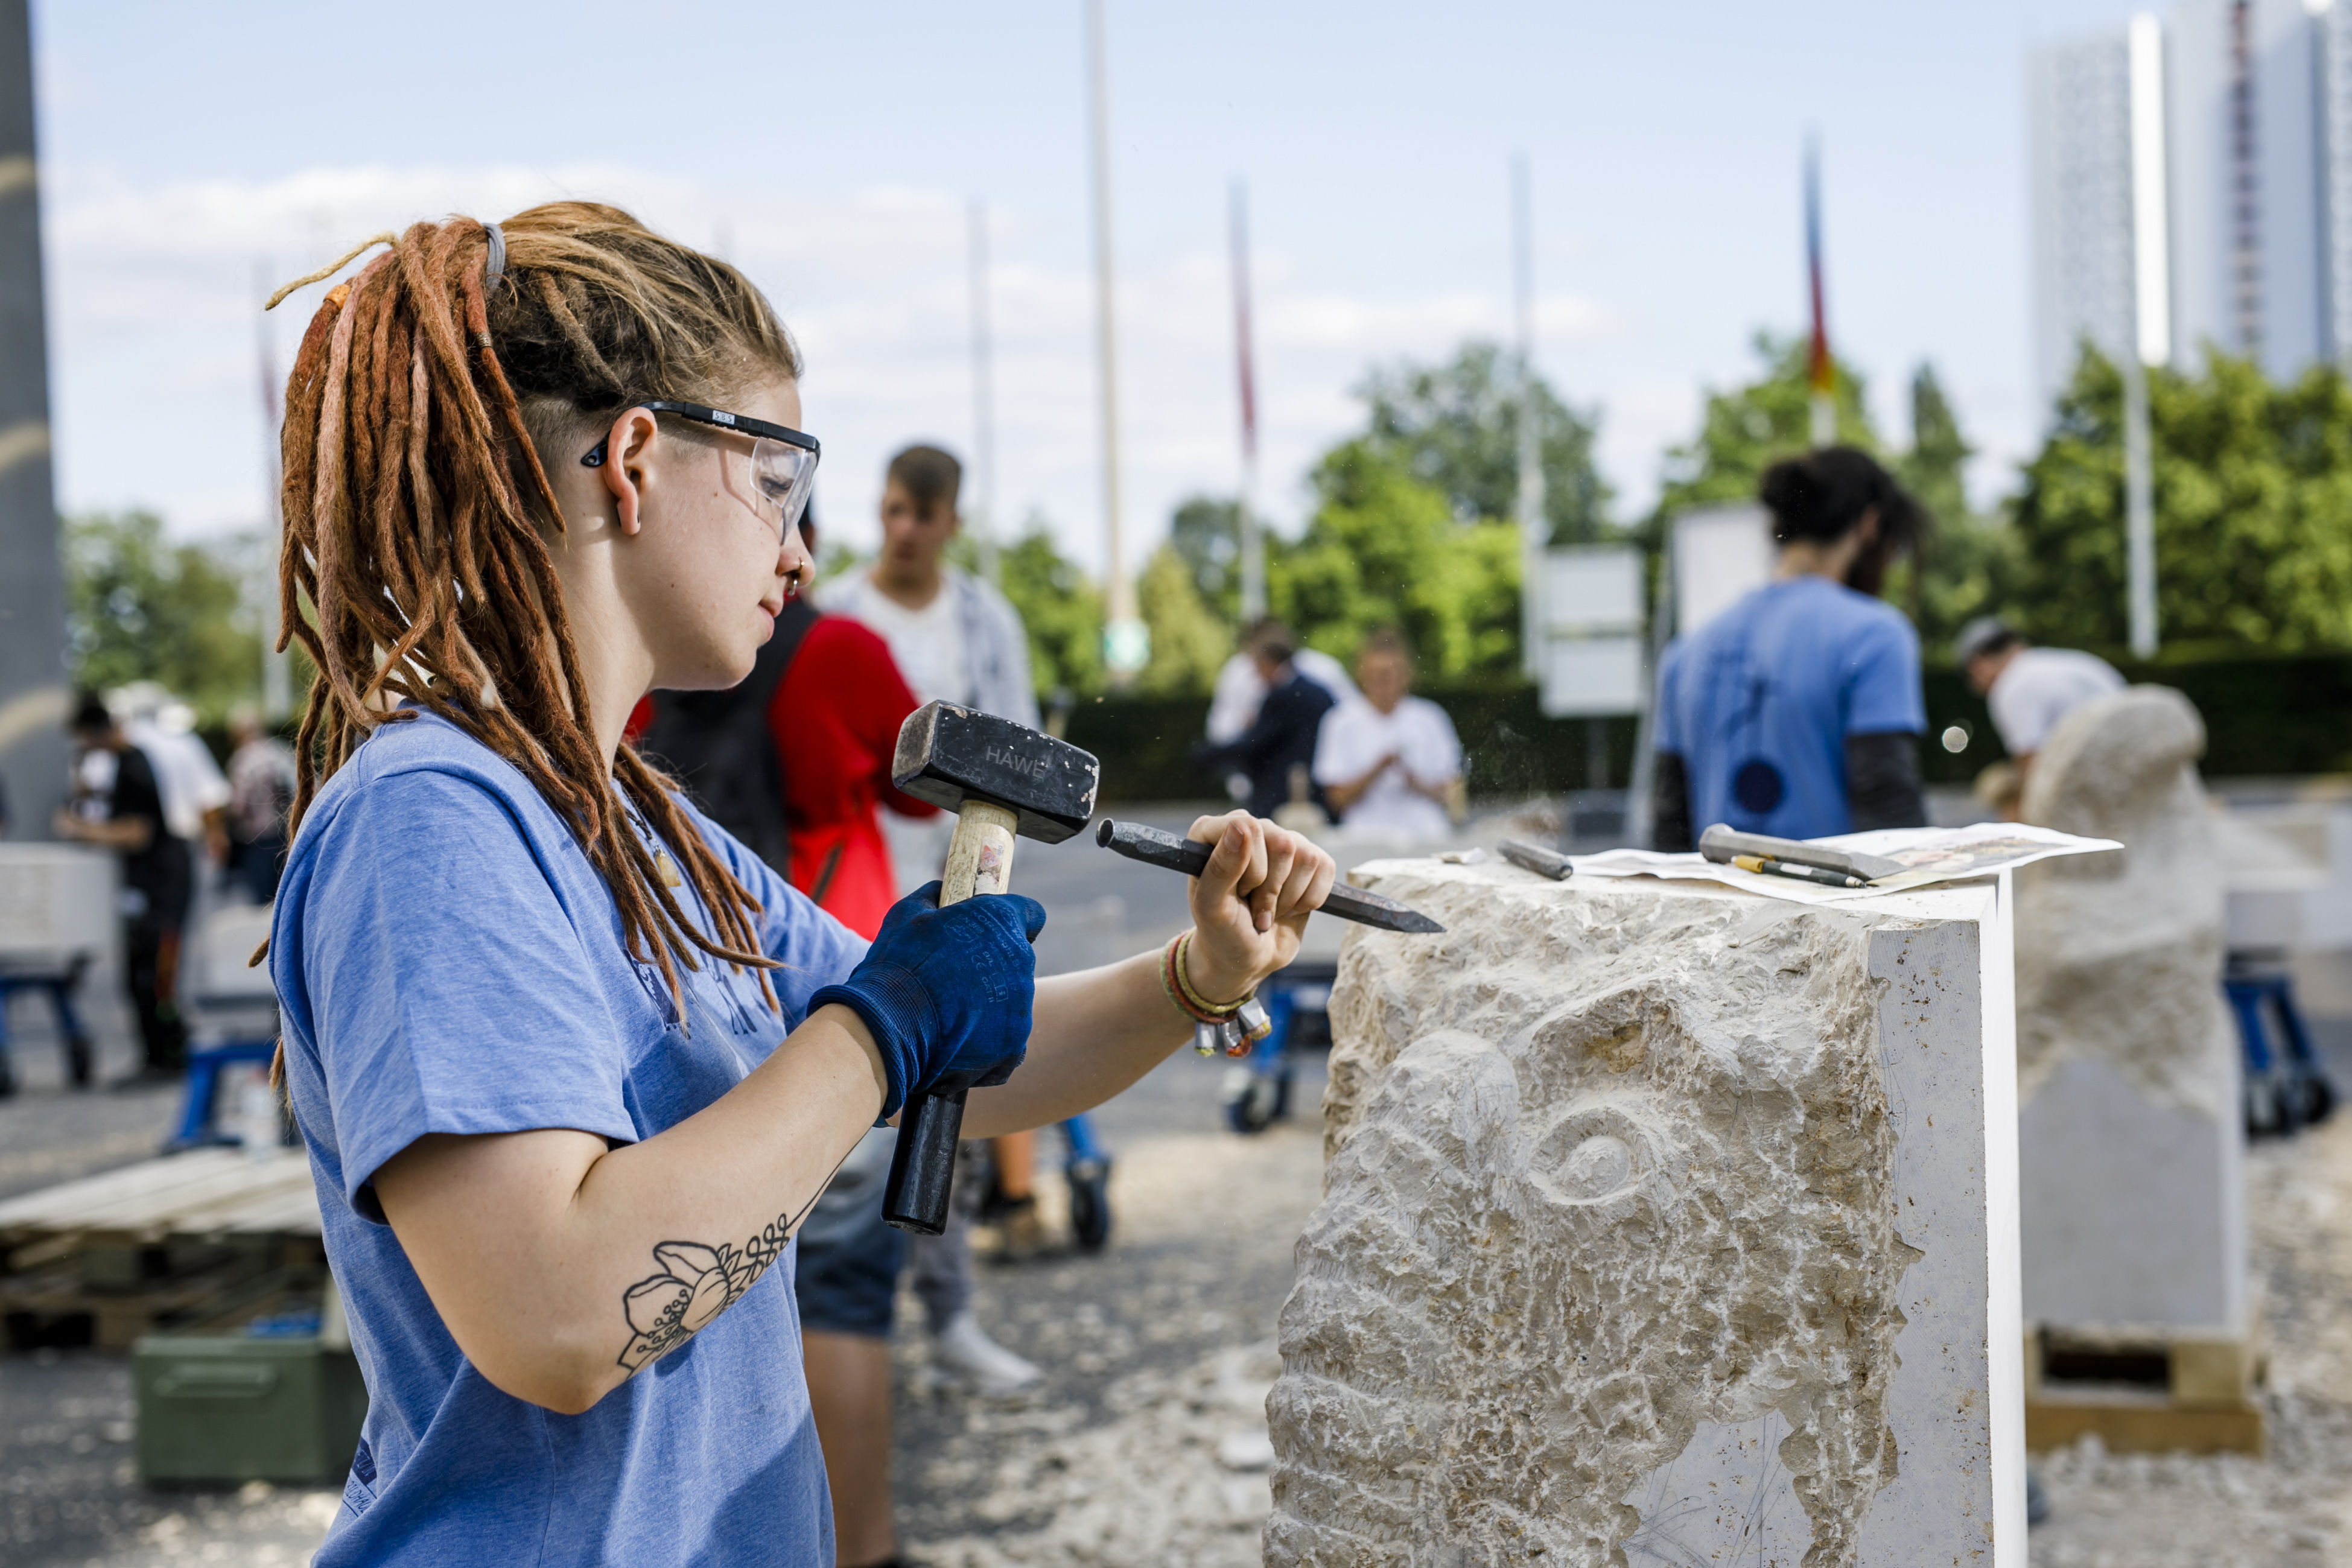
[133,1272,364,1485]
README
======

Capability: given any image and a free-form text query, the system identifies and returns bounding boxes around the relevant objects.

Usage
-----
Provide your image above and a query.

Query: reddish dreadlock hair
[265,202,799,1030]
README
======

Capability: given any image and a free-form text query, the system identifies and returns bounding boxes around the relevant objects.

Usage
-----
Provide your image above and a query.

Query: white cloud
[39,159,1619,574]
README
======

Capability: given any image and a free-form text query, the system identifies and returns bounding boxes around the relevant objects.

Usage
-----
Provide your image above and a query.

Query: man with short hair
[1957,617,2124,804]
[1314,628,1463,840]
[819,444,1037,726]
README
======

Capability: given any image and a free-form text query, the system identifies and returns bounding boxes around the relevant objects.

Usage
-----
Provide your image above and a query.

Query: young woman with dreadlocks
[262,203,1335,1567]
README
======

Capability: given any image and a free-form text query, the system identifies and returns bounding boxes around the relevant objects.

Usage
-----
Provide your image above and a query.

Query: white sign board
[1542,635,1645,717]
[0,845,117,963]
[1545,547,1642,635]
[1539,545,1645,718]
[1672,506,1774,638]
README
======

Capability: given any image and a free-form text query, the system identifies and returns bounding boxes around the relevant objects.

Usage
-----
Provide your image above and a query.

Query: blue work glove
[808,881,1047,1122]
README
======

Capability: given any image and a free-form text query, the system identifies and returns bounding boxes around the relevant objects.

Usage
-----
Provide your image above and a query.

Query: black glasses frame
[579,400,822,469]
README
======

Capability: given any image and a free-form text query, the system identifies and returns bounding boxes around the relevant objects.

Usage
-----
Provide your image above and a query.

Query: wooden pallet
[0,1256,273,1350]
[2023,1319,2267,1456]
[0,1147,321,1270]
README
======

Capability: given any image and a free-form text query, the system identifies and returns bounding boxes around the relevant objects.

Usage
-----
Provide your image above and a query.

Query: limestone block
[2015,687,2245,1333]
[1267,862,2023,1567]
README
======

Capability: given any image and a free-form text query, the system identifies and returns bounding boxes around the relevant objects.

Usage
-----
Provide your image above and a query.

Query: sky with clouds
[30,0,2150,573]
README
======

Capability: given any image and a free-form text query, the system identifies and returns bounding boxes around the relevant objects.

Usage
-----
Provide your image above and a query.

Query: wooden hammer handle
[883,798,1021,1236]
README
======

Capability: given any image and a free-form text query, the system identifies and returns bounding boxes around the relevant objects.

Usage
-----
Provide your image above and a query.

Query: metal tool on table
[1697,824,1905,885]
[884,702,1100,1236]
[1496,839,1574,881]
[1092,819,1446,935]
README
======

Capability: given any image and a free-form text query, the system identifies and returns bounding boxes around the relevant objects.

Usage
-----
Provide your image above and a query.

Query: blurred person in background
[1194,619,1337,824]
[113,682,231,872]
[1957,617,2124,819]
[226,705,298,904]
[54,692,188,1084]
[1204,617,1355,802]
[1649,446,1928,851]
[820,445,1050,1356]
[1314,627,1463,840]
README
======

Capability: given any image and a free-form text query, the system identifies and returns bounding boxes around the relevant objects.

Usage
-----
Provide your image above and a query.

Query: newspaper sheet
[1565,822,2122,907]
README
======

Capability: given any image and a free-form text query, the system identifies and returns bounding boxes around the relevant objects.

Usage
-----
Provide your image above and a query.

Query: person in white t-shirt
[1314,627,1463,842]
[1957,617,2125,813]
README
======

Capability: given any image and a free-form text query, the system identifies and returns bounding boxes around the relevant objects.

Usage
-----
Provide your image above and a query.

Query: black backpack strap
[636,596,819,875]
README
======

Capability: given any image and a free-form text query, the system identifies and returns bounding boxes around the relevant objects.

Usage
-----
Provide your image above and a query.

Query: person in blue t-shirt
[1650,446,1930,849]
[259,204,1335,1568]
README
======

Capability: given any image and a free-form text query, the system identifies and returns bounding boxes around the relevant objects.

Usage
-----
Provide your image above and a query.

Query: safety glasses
[581,400,822,535]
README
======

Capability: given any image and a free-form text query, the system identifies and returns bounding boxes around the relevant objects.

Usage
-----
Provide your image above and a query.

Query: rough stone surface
[2016,686,2234,1116]
[2015,685,2246,1332]
[1269,862,2017,1567]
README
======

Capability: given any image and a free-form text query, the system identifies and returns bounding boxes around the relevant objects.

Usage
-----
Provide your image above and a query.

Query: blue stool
[0,959,96,1095]
[164,1038,280,1152]
[1222,960,1335,1135]
[2225,969,2338,1137]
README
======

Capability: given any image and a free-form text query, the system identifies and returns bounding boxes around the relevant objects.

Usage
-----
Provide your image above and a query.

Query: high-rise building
[2029,29,2145,400]
[2030,1,2352,413]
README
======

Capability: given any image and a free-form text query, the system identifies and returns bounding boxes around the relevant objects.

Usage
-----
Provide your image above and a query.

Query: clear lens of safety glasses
[752,436,819,533]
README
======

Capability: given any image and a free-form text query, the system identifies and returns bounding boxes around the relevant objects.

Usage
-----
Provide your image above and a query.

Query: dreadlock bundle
[267,202,804,1026]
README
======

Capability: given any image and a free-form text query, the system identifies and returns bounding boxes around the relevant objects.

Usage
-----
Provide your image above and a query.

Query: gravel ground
[2026,1100,2352,1568]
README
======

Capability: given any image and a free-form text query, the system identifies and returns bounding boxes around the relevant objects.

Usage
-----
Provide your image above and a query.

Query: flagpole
[1084,0,1145,681]
[1513,153,1545,682]
[967,199,1000,589]
[257,259,289,721]
[1805,135,1836,449]
[1230,178,1265,622]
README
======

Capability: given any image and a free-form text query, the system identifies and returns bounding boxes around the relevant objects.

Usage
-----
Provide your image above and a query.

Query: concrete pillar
[0,0,65,840]
[1268,861,2025,1566]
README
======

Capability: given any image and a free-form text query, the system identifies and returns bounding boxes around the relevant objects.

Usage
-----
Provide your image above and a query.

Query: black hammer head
[892,702,1101,844]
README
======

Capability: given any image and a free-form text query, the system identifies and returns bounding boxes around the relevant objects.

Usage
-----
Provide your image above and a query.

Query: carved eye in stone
[1527,1103,1660,1208]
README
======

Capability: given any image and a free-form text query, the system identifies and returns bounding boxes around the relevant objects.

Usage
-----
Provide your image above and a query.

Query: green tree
[65,510,262,722]
[1357,340,1612,543]
[1166,495,1244,623]
[1270,440,1521,679]
[1136,542,1230,695]
[2010,345,2352,652]
[1890,364,2024,658]
[994,515,1106,697]
[1650,331,1880,529]
[1647,335,2026,660]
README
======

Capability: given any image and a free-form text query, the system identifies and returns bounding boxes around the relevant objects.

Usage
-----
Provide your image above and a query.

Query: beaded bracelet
[1160,932,1240,1024]
[1160,933,1279,1056]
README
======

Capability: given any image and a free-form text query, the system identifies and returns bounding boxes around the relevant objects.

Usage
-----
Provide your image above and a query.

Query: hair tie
[483,222,507,290]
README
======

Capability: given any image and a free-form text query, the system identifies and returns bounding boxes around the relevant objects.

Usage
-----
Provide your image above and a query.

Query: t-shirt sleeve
[1842,612,1926,737]
[1311,703,1360,786]
[293,769,638,1211]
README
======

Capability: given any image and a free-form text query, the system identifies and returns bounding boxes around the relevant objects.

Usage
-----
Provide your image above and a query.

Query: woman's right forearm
[373,1005,887,1414]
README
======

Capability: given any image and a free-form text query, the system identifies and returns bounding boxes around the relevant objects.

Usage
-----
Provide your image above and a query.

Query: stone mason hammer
[882,701,1101,1234]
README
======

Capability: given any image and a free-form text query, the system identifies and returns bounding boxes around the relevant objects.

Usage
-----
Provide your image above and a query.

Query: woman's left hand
[1179,811,1338,1005]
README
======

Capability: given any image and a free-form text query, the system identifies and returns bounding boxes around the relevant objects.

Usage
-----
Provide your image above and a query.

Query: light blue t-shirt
[270,710,868,1567]
[1654,575,1925,840]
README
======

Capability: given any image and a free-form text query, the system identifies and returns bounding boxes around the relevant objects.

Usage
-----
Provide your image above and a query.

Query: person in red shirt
[769,594,936,941]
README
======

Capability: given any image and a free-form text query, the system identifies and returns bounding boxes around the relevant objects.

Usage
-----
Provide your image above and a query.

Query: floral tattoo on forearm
[617,1193,822,1373]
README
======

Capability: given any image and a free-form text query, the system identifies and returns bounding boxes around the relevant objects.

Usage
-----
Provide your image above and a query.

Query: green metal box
[132,1277,366,1485]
